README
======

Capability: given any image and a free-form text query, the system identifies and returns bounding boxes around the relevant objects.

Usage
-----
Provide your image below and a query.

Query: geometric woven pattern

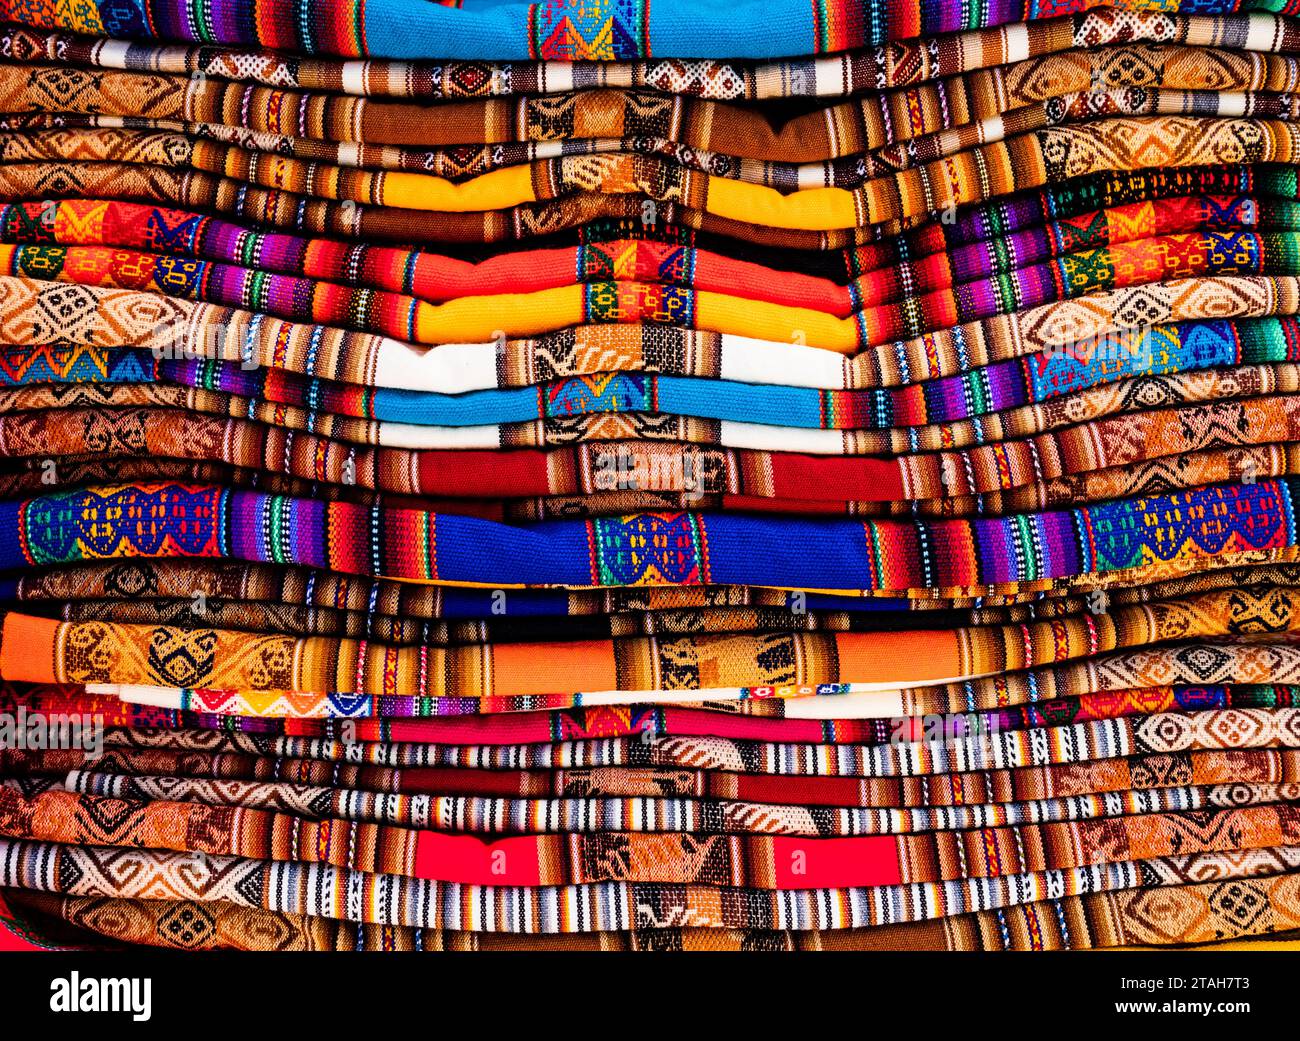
[3,0,1300,958]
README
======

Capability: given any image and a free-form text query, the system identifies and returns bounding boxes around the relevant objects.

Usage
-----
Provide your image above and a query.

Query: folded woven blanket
[10,192,1300,320]
[0,834,1292,931]
[2,359,1291,455]
[6,783,1300,886]
[12,44,1300,160]
[2,442,1282,518]
[3,155,1281,249]
[14,100,1299,190]
[4,10,1296,97]
[10,0,1300,61]
[0,478,1293,595]
[12,117,1300,231]
[14,556,1285,619]
[7,395,1300,501]
[2,732,1288,803]
[29,763,1300,835]
[13,228,1300,350]
[4,583,1295,703]
[5,11,1297,99]
[5,675,1294,734]
[6,271,1300,393]
[12,875,1300,949]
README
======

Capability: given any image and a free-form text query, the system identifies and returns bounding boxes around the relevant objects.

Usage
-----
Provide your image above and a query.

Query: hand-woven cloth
[9,193,1300,324]
[0,478,1294,595]
[1,359,1294,461]
[4,783,1300,887]
[5,678,1293,742]
[0,834,1292,931]
[12,102,1299,192]
[14,117,1300,230]
[66,642,1300,718]
[9,393,1300,501]
[12,228,1300,352]
[8,270,1300,397]
[0,160,902,249]
[6,11,1299,99]
[3,584,1295,704]
[506,444,1300,517]
[2,365,1296,468]
[5,633,1300,717]
[7,0,1300,954]
[12,873,1300,949]
[16,556,1289,620]
[0,320,1278,441]
[4,155,1289,249]
[3,440,1297,520]
[20,162,1300,277]
[0,559,876,616]
[60,765,1300,835]
[71,707,1300,775]
[4,558,1299,630]
[55,729,1300,803]
[4,10,1297,98]
[9,159,1272,258]
[11,0,1300,61]
[12,45,1300,161]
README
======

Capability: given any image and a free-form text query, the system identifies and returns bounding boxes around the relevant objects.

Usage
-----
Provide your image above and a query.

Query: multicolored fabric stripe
[0,479,1295,593]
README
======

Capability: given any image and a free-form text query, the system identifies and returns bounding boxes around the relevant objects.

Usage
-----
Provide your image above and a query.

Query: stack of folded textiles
[5,0,1300,954]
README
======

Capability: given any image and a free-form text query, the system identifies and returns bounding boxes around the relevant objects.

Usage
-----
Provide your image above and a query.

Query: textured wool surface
[5,782,1300,887]
[12,180,1280,282]
[0,584,1294,704]
[10,558,1298,618]
[3,11,1298,99]
[56,768,1300,836]
[0,680,1294,740]
[13,45,1300,162]
[0,401,1277,498]
[10,195,1300,321]
[1,834,1296,932]
[25,730,1300,801]
[14,230,1300,354]
[0,479,1296,595]
[11,156,1300,250]
[11,0,1300,62]
[68,708,1300,775]
[8,6,1300,953]
[0,444,1293,519]
[5,395,1300,496]
[10,271,1300,399]
[4,584,1298,707]
[18,117,1300,232]
[16,104,1300,194]
[10,880,1300,949]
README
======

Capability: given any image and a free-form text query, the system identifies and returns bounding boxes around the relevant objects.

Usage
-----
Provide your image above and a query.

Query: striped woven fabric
[5,1,1300,957]
[16,117,1300,232]
[11,46,1300,164]
[9,879,1300,949]
[8,194,1300,320]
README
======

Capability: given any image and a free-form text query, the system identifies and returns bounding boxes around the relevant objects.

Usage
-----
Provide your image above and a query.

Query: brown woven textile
[9,871,1300,949]
[6,10,1299,102]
